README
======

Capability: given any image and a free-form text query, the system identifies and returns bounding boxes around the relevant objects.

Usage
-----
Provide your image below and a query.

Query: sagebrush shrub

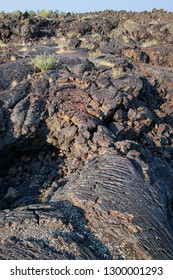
[29,53,58,72]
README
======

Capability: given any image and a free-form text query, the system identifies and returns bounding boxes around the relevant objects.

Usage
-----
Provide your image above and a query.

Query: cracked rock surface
[0,9,173,259]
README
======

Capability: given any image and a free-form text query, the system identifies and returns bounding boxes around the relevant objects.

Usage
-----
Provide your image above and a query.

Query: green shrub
[25,10,36,17]
[89,50,102,60]
[29,53,58,72]
[36,9,54,18]
[0,12,5,19]
[9,10,22,18]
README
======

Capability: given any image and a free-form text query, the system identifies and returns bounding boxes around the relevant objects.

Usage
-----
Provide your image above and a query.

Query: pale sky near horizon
[0,0,173,13]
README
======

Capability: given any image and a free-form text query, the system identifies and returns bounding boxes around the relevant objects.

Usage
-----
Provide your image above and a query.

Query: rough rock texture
[0,9,173,259]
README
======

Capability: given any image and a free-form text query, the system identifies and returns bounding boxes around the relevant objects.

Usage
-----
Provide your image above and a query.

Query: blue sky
[0,0,173,13]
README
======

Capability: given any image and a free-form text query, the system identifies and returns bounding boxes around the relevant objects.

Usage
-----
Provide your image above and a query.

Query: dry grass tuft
[141,39,159,48]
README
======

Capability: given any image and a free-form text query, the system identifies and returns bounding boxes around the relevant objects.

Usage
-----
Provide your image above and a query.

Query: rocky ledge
[0,9,173,259]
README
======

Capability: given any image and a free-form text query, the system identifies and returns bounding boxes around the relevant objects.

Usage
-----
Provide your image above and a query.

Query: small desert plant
[80,15,93,21]
[123,19,136,29]
[11,80,18,88]
[26,10,36,17]
[142,39,158,48]
[89,50,102,60]
[38,193,47,203]
[29,53,58,72]
[76,33,82,38]
[122,36,131,44]
[0,39,6,46]
[92,33,102,41]
[55,37,68,53]
[22,18,29,26]
[112,69,124,79]
[36,9,54,18]
[9,10,22,18]
[97,60,115,68]
[66,31,75,38]
[149,20,159,25]
[0,12,5,19]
